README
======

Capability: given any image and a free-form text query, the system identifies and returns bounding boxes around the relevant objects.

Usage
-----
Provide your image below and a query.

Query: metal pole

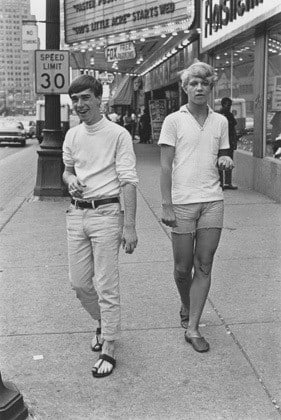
[34,0,68,196]
[0,371,28,419]
[230,49,233,99]
[40,0,61,149]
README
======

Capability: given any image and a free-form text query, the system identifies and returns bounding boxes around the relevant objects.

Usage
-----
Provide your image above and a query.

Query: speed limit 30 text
[40,53,65,70]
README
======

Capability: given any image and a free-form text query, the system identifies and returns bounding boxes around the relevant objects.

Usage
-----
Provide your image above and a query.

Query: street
[0,138,38,232]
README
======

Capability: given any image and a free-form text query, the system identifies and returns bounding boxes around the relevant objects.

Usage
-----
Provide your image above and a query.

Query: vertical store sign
[22,24,38,51]
[149,99,167,142]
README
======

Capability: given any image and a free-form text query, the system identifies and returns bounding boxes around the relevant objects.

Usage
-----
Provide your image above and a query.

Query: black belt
[71,197,119,209]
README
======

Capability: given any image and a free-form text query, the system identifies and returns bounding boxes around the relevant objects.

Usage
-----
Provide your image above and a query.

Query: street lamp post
[34,0,68,197]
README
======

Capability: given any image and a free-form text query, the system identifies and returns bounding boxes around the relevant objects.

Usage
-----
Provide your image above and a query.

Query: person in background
[131,110,137,140]
[270,111,281,154]
[139,108,151,144]
[159,62,234,353]
[62,75,138,378]
[123,110,133,135]
[219,97,238,190]
[108,107,120,123]
[117,111,124,126]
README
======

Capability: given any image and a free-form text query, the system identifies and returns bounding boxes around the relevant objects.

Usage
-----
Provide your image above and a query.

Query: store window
[266,25,281,158]
[213,37,255,153]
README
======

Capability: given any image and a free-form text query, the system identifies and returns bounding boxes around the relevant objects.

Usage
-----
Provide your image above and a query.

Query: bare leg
[187,228,222,338]
[172,232,195,320]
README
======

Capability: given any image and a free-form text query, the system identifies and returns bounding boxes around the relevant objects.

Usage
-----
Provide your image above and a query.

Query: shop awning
[108,75,133,106]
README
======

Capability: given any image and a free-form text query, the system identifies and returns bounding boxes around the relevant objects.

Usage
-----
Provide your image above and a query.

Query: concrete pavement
[0,143,281,419]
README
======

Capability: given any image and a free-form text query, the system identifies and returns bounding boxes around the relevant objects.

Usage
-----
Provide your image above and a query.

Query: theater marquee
[64,0,195,45]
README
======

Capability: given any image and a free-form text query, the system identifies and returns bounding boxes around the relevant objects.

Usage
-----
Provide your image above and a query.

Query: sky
[30,0,46,48]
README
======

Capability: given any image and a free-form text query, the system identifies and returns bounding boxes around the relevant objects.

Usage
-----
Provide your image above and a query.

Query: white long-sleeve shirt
[63,117,138,200]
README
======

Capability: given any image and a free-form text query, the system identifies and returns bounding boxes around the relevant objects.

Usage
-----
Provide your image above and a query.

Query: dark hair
[68,75,103,98]
[221,97,232,106]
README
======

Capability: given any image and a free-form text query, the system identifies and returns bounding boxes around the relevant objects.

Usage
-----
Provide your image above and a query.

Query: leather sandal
[91,327,103,352]
[92,354,116,378]
[185,333,210,353]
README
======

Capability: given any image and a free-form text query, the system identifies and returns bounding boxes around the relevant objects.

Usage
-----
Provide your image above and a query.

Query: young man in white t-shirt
[62,75,138,377]
[158,62,233,352]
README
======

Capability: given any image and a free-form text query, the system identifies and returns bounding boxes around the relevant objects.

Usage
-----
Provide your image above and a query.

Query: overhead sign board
[22,24,38,51]
[98,72,115,83]
[201,0,281,52]
[64,0,195,44]
[35,50,70,94]
[105,42,136,62]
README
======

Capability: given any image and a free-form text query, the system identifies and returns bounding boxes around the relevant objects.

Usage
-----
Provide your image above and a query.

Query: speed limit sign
[35,50,70,94]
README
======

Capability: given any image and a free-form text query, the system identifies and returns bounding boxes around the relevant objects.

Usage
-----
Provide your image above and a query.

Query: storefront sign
[98,72,115,83]
[201,0,281,52]
[64,0,195,44]
[105,42,136,62]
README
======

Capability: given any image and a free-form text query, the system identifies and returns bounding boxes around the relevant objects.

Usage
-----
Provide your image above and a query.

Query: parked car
[0,120,26,146]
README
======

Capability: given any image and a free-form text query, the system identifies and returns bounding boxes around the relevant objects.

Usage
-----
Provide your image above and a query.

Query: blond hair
[181,62,217,90]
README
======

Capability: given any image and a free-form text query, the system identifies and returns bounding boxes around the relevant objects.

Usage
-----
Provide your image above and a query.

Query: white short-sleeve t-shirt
[158,105,229,204]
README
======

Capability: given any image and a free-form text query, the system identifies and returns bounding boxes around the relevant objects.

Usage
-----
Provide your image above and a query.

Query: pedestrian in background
[123,110,133,134]
[270,111,281,154]
[131,110,137,140]
[219,97,238,190]
[108,107,120,123]
[159,62,234,353]
[62,75,138,378]
[139,108,151,143]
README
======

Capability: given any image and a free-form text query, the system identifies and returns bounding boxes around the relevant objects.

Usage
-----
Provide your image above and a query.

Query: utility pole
[34,0,68,197]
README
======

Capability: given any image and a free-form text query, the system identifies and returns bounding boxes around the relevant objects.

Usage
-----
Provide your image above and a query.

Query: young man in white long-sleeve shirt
[62,75,138,378]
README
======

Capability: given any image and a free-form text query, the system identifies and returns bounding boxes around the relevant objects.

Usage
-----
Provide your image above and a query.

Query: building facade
[200,0,281,202]
[0,0,37,115]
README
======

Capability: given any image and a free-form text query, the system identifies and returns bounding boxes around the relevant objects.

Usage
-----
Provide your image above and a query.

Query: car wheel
[20,139,26,146]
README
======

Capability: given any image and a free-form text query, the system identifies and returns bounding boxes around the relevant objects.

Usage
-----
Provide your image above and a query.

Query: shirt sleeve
[115,130,139,187]
[158,115,176,147]
[219,116,230,150]
[62,130,75,168]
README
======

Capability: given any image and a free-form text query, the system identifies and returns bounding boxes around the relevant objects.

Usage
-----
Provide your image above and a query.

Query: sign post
[34,0,68,197]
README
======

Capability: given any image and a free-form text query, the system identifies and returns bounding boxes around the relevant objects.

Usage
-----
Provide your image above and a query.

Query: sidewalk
[0,143,281,419]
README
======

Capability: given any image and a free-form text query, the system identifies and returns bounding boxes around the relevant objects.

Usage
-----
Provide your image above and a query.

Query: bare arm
[160,145,177,227]
[121,183,138,254]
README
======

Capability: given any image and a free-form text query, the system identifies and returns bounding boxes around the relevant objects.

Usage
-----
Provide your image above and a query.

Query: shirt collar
[82,116,106,133]
[179,104,213,114]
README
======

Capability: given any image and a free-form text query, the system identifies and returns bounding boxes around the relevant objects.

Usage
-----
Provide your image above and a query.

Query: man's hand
[161,204,178,228]
[68,175,86,199]
[218,155,234,170]
[122,226,138,254]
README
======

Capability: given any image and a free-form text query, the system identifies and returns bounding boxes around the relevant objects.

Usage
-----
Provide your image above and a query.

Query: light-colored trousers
[66,203,124,341]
